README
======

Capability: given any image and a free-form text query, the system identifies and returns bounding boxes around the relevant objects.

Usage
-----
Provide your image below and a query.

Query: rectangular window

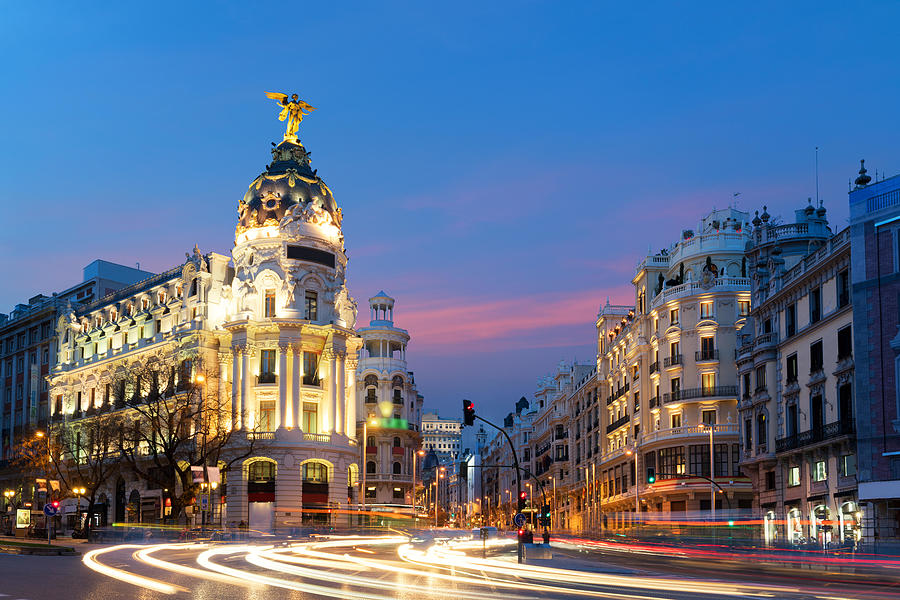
[670,341,680,359]
[765,470,776,491]
[258,400,275,431]
[787,465,800,487]
[264,290,276,318]
[714,443,729,476]
[785,303,796,337]
[840,454,856,477]
[305,291,318,321]
[810,287,821,324]
[812,460,827,482]
[755,365,766,392]
[702,409,716,425]
[742,372,751,398]
[302,352,319,386]
[658,446,685,476]
[670,377,680,394]
[757,413,767,446]
[701,372,716,394]
[669,307,679,324]
[689,444,710,477]
[303,402,318,433]
[700,301,713,319]
[837,325,852,360]
[670,413,682,428]
[810,340,824,372]
[699,336,715,360]
[837,269,850,308]
[739,300,750,316]
[786,353,798,383]
[259,349,276,382]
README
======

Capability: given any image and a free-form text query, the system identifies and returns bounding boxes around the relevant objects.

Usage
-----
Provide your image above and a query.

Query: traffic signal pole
[464,400,524,564]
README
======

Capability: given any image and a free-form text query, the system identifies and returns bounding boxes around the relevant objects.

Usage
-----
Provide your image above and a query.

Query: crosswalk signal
[646,467,656,484]
[518,490,527,512]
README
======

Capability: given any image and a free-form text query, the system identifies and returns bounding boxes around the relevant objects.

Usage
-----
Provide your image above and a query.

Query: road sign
[43,503,59,517]
[513,512,526,527]
[200,493,209,511]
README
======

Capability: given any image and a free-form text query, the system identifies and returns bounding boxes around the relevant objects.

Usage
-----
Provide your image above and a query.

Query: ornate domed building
[46,96,422,532]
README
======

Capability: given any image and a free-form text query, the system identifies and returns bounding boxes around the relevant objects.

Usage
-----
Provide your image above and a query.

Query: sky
[1,2,899,423]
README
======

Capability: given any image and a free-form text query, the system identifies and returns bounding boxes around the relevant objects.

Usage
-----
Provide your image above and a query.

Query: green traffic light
[647,475,655,483]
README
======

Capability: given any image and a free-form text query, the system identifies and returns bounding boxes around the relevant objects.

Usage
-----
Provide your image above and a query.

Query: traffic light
[459,461,468,481]
[540,504,551,527]
[463,399,475,426]
[646,467,656,484]
[518,490,527,512]
[51,501,59,508]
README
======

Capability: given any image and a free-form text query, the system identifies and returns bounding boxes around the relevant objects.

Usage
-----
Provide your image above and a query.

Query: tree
[115,349,263,523]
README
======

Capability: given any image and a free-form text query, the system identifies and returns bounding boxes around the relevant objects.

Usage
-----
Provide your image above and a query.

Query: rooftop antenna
[815,146,820,207]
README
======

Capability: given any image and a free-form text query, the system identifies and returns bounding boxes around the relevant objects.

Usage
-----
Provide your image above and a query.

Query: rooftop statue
[265,92,316,142]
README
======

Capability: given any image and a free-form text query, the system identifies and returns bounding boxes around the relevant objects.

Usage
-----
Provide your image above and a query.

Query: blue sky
[2,2,899,422]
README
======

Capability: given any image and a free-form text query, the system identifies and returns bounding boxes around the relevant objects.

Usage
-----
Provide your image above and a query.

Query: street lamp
[360,418,378,525]
[412,449,425,521]
[4,489,14,512]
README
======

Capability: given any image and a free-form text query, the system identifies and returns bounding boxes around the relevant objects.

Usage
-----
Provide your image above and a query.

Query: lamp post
[703,424,715,523]
[360,418,378,527]
[412,449,424,521]
[4,490,14,513]
[74,487,86,530]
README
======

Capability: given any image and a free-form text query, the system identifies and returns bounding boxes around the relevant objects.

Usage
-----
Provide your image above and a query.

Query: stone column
[219,353,230,425]
[242,346,254,430]
[327,351,338,434]
[345,357,358,439]
[334,352,345,436]
[232,347,241,430]
[292,346,301,431]
[321,350,333,435]
[277,345,288,430]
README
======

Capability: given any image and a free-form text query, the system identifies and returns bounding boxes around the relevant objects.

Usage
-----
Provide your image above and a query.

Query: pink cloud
[398,283,633,354]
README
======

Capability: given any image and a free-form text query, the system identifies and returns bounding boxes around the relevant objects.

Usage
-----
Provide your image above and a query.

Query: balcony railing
[649,361,659,374]
[606,413,630,434]
[257,373,277,384]
[555,430,569,440]
[640,422,739,446]
[664,354,683,367]
[649,396,659,409]
[755,332,778,349]
[303,432,333,443]
[247,431,275,440]
[663,385,738,403]
[775,419,855,452]
[695,349,719,362]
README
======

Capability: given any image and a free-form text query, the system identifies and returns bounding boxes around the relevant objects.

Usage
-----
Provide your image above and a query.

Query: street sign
[43,503,59,517]
[200,493,209,511]
[513,512,526,527]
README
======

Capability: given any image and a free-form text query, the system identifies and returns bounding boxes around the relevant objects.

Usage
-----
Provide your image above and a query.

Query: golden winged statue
[265,92,316,141]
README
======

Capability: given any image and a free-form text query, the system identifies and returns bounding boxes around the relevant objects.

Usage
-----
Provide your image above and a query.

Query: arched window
[302,462,328,484]
[392,461,401,475]
[365,374,378,404]
[366,461,376,474]
[393,436,401,447]
[248,460,276,482]
[189,279,198,297]
[366,436,375,447]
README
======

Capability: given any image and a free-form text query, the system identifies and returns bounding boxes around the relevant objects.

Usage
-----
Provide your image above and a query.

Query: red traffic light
[51,501,59,508]
[519,491,527,500]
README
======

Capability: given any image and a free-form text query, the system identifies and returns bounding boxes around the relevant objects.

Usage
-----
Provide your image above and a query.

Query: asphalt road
[2,534,898,600]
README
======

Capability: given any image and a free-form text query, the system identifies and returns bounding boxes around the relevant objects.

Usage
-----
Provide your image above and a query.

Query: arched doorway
[246,459,276,533]
[301,460,331,525]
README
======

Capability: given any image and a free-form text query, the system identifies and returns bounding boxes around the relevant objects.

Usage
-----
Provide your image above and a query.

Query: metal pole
[634,445,640,530]
[709,426,715,524]
[361,421,366,528]
[474,415,523,563]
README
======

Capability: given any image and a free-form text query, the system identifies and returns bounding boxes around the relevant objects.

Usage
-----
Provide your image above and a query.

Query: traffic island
[0,540,79,556]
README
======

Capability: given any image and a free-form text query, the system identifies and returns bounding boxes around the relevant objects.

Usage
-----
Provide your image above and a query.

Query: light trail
[133,543,255,587]
[82,544,187,595]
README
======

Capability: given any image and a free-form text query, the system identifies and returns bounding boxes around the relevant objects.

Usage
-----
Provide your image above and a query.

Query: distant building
[421,411,462,461]
[849,161,900,545]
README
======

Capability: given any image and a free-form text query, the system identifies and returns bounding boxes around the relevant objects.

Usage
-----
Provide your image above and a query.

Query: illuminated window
[700,301,713,318]
[264,290,276,318]
[258,400,275,431]
[787,466,800,487]
[670,413,682,429]
[303,462,328,483]
[669,307,679,324]
[701,373,716,394]
[303,402,318,433]
[739,300,750,316]
[812,460,827,482]
[305,291,318,321]
[302,352,320,386]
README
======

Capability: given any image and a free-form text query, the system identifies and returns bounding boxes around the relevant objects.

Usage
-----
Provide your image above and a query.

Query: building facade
[44,110,423,531]
[849,162,900,544]
[357,292,423,509]
[736,202,861,546]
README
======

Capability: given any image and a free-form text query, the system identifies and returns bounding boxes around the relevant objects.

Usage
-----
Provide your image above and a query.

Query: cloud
[398,283,633,354]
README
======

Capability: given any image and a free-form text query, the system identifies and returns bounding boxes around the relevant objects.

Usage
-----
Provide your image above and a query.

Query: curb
[0,544,80,556]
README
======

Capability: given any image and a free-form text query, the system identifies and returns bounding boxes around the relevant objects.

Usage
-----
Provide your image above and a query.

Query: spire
[855,159,872,187]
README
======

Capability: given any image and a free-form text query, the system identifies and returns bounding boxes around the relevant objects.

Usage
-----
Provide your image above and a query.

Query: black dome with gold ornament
[237,139,341,232]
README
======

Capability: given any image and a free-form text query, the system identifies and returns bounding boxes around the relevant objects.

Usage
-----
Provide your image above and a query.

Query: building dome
[237,140,341,232]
